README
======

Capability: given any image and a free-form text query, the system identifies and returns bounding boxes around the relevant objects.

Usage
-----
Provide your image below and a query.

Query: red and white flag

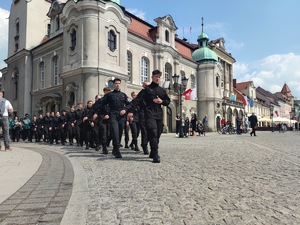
[241,95,248,106]
[275,110,279,116]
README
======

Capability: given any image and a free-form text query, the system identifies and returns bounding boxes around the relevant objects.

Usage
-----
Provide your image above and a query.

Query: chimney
[233,79,237,88]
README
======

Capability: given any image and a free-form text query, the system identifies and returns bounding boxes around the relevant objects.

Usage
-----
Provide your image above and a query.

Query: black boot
[85,142,89,150]
[95,145,100,151]
[134,140,140,152]
[102,145,108,154]
[129,141,134,150]
[152,150,160,163]
[149,150,154,158]
[142,145,149,155]
[114,147,122,158]
[125,142,129,148]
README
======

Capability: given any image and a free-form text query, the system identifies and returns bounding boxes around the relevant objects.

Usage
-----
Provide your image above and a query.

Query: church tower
[7,0,51,58]
[192,18,223,131]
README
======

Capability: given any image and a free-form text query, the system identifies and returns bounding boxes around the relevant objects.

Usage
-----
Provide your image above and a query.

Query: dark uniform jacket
[130,82,170,120]
[75,109,84,126]
[67,111,76,126]
[101,90,130,116]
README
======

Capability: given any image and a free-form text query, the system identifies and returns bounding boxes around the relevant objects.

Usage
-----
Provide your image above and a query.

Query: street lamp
[172,74,189,138]
[270,104,274,132]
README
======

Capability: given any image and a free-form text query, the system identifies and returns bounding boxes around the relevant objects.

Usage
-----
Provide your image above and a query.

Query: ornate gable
[47,0,64,18]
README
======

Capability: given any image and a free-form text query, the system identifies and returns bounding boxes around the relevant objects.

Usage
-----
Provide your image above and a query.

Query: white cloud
[127,8,146,21]
[235,53,300,99]
[233,63,248,76]
[0,7,9,75]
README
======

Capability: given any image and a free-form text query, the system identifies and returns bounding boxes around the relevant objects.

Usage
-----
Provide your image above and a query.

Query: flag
[248,98,254,107]
[241,95,248,106]
[183,88,193,100]
[275,110,278,116]
[190,88,196,100]
[230,94,236,101]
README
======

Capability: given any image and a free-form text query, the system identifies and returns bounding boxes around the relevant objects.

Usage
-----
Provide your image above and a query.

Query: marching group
[1,70,170,163]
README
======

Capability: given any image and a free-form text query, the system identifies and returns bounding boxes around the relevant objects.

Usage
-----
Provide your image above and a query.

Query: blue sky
[1,0,300,99]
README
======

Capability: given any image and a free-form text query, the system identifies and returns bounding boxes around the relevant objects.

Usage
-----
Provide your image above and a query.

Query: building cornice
[31,85,62,96]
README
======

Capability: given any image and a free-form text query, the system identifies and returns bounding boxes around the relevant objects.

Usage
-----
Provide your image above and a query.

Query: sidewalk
[0,146,42,204]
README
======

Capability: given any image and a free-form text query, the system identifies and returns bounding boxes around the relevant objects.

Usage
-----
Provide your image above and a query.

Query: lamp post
[172,74,189,138]
[270,104,274,132]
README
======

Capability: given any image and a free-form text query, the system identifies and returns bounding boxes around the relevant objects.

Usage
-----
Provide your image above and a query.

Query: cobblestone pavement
[0,148,74,224]
[2,131,300,225]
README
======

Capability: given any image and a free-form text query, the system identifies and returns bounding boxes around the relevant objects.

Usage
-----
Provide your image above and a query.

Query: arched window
[108,80,114,89]
[190,75,195,89]
[108,30,116,51]
[15,18,19,52]
[56,16,60,31]
[164,63,172,81]
[12,69,19,100]
[180,71,185,82]
[40,62,45,89]
[127,51,132,78]
[165,30,169,42]
[53,56,59,86]
[141,57,149,84]
[70,29,76,51]
[67,92,75,107]
[216,76,219,88]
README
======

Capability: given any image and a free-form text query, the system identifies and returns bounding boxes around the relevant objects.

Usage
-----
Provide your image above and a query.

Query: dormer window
[165,30,169,42]
[56,17,60,31]
[70,29,76,51]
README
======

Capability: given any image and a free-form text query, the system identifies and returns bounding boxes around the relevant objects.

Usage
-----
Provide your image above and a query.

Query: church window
[53,56,59,86]
[165,63,172,81]
[165,30,169,42]
[12,69,19,100]
[127,51,132,78]
[70,29,76,51]
[40,62,45,89]
[47,24,51,36]
[141,57,149,84]
[190,75,195,89]
[108,80,114,89]
[56,17,60,31]
[108,30,116,51]
[216,76,219,88]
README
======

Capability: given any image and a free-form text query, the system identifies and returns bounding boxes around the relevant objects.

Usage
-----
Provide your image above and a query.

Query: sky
[0,0,300,99]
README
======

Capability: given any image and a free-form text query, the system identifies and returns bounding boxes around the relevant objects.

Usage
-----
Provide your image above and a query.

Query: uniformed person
[138,81,150,154]
[128,91,140,152]
[127,70,170,163]
[48,112,55,145]
[36,114,44,142]
[67,106,76,145]
[101,78,130,158]
[58,109,67,145]
[75,102,84,146]
[43,112,51,142]
[82,100,94,149]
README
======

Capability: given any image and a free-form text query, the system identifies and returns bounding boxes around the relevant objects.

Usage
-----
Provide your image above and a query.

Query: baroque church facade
[1,0,238,132]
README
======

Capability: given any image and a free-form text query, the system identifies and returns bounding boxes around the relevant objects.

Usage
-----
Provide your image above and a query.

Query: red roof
[127,12,194,61]
[127,16,155,42]
[236,81,252,91]
[281,83,291,93]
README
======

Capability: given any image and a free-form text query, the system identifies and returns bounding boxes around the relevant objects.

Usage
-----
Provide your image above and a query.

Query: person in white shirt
[0,91,14,151]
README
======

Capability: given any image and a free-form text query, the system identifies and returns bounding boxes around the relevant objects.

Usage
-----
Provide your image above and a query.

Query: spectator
[202,115,208,136]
